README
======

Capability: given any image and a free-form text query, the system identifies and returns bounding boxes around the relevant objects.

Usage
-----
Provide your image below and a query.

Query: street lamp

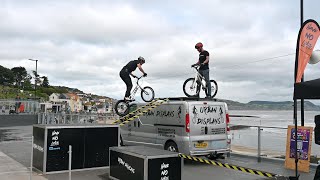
[28,59,38,100]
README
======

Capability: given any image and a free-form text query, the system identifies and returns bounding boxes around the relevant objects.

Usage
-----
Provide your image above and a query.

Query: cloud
[1,0,320,103]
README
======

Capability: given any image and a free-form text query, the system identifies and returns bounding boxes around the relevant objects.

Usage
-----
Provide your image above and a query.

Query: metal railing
[230,124,320,164]
[38,112,119,125]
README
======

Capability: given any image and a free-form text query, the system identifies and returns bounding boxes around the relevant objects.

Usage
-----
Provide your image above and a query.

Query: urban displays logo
[118,157,135,174]
[49,130,60,151]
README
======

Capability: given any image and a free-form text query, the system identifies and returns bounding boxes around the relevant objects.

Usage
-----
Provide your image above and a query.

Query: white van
[120,98,231,158]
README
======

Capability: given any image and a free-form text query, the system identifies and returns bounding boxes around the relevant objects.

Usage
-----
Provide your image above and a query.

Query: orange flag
[296,20,320,83]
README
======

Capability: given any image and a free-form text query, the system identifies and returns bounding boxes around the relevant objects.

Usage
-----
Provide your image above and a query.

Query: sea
[229,110,320,157]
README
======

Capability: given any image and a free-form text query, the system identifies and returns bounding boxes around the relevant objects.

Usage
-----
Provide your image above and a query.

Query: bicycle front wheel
[141,86,155,102]
[114,100,129,116]
[183,78,199,97]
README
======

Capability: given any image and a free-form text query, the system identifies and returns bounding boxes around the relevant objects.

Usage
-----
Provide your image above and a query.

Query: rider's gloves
[143,73,147,77]
[191,64,197,67]
[132,75,137,78]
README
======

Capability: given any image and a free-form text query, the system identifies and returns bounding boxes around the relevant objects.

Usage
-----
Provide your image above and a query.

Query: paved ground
[0,125,317,180]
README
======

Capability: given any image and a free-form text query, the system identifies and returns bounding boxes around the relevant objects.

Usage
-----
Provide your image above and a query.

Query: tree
[41,76,49,87]
[23,74,33,90]
[11,66,28,88]
[0,65,14,85]
[32,70,40,86]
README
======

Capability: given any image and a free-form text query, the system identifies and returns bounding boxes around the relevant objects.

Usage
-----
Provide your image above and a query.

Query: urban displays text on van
[199,106,217,115]
[143,110,175,118]
[196,117,224,125]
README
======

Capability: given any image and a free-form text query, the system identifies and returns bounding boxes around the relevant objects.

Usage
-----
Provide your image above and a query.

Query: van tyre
[165,141,179,152]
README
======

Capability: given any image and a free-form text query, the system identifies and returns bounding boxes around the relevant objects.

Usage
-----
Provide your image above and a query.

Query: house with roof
[68,93,83,112]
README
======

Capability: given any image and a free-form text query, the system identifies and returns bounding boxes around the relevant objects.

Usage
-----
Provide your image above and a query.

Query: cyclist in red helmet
[193,42,211,98]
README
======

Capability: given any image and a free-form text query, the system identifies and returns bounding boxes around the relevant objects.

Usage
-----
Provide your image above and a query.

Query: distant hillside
[217,99,320,111]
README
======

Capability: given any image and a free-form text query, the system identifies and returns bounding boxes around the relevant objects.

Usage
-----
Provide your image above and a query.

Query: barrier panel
[109,146,182,180]
[0,100,39,114]
[33,124,119,174]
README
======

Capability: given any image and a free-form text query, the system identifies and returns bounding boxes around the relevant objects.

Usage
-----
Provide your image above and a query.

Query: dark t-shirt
[123,60,139,73]
[199,50,209,70]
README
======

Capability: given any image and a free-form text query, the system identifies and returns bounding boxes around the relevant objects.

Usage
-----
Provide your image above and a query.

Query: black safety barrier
[109,146,182,180]
[33,124,119,174]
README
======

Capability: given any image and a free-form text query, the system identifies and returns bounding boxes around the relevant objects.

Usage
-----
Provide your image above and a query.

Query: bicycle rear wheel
[141,86,155,102]
[207,80,218,98]
[183,78,200,97]
[114,100,129,116]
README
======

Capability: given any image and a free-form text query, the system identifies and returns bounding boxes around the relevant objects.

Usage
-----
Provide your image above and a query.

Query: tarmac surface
[0,125,317,180]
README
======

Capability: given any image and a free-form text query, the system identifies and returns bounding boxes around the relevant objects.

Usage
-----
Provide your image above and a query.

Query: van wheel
[165,142,179,152]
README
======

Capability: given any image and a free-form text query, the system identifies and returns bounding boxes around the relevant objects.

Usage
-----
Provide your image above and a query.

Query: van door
[126,105,158,146]
[188,101,228,153]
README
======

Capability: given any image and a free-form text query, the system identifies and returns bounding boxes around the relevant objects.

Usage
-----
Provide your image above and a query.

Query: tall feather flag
[295,19,320,83]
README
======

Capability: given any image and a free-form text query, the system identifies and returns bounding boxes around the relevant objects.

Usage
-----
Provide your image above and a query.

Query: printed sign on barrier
[285,125,313,173]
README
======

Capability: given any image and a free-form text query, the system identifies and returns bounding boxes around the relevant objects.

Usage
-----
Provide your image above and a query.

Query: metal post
[30,136,34,180]
[258,127,261,162]
[78,114,80,123]
[68,145,72,180]
[300,0,305,127]
[70,114,73,124]
[63,114,66,124]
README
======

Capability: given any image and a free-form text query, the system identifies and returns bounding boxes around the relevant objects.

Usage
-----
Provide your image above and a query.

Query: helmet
[138,56,145,63]
[195,42,203,49]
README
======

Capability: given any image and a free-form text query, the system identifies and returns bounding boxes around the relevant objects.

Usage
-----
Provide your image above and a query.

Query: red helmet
[195,42,203,49]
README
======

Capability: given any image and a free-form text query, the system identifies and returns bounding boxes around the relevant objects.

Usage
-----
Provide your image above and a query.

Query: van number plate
[195,142,208,148]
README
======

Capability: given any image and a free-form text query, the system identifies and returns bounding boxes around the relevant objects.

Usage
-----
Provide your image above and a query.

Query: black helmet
[138,56,145,63]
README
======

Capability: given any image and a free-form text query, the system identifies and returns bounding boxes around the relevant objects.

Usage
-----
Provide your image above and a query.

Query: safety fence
[230,124,320,164]
[0,100,39,115]
[38,112,119,125]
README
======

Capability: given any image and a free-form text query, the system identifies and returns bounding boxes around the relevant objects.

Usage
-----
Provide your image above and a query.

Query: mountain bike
[115,76,154,116]
[183,64,218,98]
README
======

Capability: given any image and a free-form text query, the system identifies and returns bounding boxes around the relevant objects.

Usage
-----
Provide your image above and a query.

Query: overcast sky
[1,0,320,103]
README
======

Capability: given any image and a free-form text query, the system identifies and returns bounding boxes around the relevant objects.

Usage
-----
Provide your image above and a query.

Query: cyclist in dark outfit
[120,56,147,100]
[193,42,211,97]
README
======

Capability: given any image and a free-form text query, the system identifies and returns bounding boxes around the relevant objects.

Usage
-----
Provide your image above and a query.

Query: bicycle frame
[191,66,207,90]
[128,76,145,100]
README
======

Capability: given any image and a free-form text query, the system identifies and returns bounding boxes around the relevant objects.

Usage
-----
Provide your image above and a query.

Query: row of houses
[40,93,116,114]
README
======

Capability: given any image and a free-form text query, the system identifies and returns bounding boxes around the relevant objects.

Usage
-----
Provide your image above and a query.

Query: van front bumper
[189,148,230,156]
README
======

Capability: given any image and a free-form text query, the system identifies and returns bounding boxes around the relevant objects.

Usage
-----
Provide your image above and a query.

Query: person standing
[119,56,147,101]
[193,42,211,97]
